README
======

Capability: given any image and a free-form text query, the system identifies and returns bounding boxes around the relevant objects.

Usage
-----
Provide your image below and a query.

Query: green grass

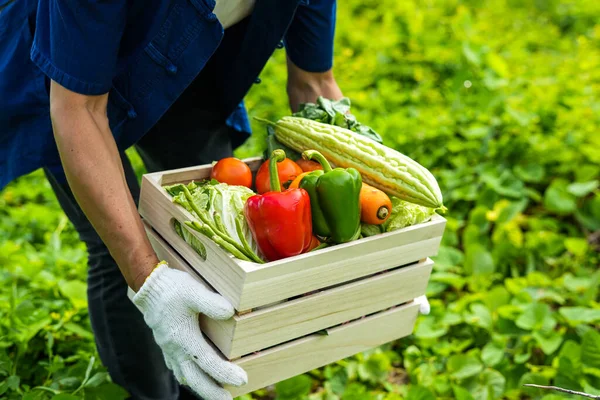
[1,0,599,399]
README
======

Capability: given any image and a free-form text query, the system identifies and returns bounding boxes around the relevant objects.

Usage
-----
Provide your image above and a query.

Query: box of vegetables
[138,98,447,396]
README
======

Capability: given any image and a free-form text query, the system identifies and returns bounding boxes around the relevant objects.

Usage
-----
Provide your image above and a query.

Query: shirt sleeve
[30,0,128,95]
[283,0,336,73]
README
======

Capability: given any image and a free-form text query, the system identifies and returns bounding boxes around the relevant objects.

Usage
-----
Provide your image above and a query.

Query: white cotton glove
[132,264,247,400]
[414,295,430,315]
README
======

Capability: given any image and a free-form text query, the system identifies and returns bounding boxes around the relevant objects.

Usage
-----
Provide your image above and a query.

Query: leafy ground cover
[1,0,599,399]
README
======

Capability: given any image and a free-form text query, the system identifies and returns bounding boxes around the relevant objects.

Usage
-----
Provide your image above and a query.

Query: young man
[0,0,342,398]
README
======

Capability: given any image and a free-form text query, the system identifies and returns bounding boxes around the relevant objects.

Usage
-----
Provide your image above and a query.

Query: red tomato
[210,158,253,188]
[255,158,303,194]
[296,159,323,172]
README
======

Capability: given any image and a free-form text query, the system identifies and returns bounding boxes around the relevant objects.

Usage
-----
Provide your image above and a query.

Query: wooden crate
[136,157,445,396]
[132,223,422,397]
[138,157,446,312]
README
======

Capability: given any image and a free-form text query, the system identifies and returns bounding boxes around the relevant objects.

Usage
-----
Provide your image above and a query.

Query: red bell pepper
[244,150,313,261]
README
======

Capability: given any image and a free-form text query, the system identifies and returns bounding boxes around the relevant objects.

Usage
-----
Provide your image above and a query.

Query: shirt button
[166,64,178,75]
[254,77,262,84]
[128,109,138,119]
[276,41,284,49]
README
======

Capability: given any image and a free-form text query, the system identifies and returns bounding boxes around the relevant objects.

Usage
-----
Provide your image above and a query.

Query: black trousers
[43,18,256,400]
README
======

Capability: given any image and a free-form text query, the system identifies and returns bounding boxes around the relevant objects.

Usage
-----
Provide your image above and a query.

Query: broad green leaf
[514,164,545,183]
[515,303,556,332]
[414,317,448,340]
[357,352,391,383]
[430,272,465,289]
[432,246,465,270]
[519,373,550,397]
[464,245,495,276]
[563,273,592,293]
[496,199,528,224]
[467,369,506,400]
[328,368,347,395]
[275,375,313,399]
[558,340,582,370]
[559,307,600,325]
[532,331,563,355]
[447,355,483,380]
[452,385,475,400]
[555,356,581,391]
[339,383,370,400]
[466,303,493,330]
[0,381,8,396]
[582,330,600,369]
[482,343,504,367]
[484,286,511,312]
[405,385,436,400]
[543,179,577,214]
[486,52,509,77]
[514,351,532,364]
[564,238,589,257]
[567,180,599,197]
[58,280,88,309]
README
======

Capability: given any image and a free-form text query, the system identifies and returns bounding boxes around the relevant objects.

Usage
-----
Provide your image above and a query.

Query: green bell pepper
[300,150,362,243]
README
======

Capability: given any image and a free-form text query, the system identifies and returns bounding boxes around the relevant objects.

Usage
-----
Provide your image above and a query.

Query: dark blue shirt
[0,0,336,189]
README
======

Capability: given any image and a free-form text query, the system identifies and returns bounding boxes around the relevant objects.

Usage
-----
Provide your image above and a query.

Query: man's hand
[286,56,343,113]
[49,80,158,291]
[132,264,248,400]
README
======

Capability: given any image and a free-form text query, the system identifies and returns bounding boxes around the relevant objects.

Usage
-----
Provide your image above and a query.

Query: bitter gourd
[265,116,445,210]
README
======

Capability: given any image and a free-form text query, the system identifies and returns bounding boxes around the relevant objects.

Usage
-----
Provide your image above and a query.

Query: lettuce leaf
[383,196,436,232]
[164,180,259,256]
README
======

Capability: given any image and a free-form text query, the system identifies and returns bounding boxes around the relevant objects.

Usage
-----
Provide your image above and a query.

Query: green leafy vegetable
[382,196,436,232]
[164,180,263,263]
[292,97,384,144]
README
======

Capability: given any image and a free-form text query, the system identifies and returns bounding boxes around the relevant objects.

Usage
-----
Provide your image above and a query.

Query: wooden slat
[226,302,420,397]
[144,222,432,358]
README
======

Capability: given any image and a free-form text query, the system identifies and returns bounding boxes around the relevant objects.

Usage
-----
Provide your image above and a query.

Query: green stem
[181,185,245,253]
[181,184,206,221]
[302,150,333,173]
[213,213,252,256]
[235,217,265,263]
[187,221,253,262]
[269,149,286,192]
[253,117,277,126]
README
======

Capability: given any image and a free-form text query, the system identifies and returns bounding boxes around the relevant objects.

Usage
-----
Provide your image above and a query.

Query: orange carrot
[359,183,392,225]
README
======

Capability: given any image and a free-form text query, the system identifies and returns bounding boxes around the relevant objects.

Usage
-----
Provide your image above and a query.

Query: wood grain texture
[226,302,420,397]
[144,222,432,358]
[139,158,446,310]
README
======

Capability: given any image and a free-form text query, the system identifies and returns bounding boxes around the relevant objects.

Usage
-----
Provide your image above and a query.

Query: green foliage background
[1,0,599,399]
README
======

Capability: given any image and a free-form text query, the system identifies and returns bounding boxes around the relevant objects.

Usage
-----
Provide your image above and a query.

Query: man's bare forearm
[286,56,343,113]
[49,81,157,291]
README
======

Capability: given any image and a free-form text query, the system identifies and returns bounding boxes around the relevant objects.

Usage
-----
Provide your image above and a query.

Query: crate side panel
[239,235,441,310]
[228,259,432,358]
[226,302,420,397]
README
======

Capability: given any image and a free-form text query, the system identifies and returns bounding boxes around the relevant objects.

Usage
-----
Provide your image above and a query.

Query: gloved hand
[132,263,248,400]
[414,295,430,315]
